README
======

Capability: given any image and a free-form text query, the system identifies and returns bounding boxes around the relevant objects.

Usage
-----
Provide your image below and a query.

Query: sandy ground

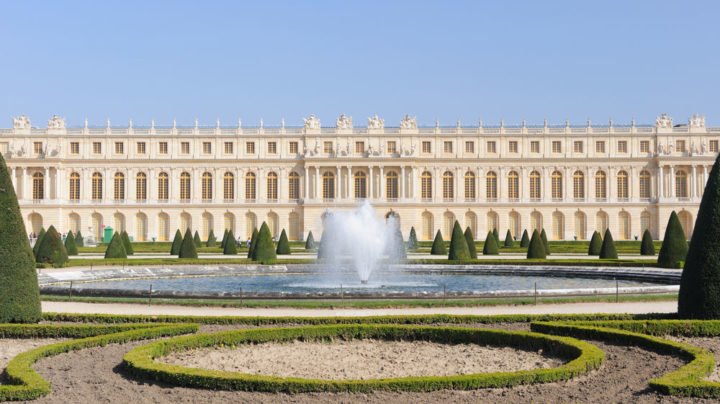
[667,336,720,383]
[0,338,65,384]
[161,340,561,380]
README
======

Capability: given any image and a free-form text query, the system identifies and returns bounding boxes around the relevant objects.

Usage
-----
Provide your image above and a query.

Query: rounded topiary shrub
[520,230,530,248]
[75,230,84,247]
[64,230,78,256]
[658,211,688,269]
[504,230,514,248]
[527,230,547,259]
[540,228,550,255]
[430,230,446,255]
[170,230,183,255]
[482,231,499,256]
[448,221,470,260]
[251,222,276,263]
[179,229,198,259]
[305,231,316,250]
[276,229,290,255]
[193,231,202,248]
[640,229,655,256]
[408,227,419,251]
[104,232,127,259]
[464,227,477,259]
[206,229,216,248]
[121,230,134,255]
[247,228,258,258]
[35,225,69,267]
[223,230,237,255]
[599,229,618,259]
[588,231,602,255]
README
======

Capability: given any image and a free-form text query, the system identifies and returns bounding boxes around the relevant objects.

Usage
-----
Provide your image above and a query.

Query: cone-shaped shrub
[206,229,216,247]
[658,211,689,268]
[0,154,41,322]
[408,227,418,251]
[492,228,500,245]
[305,231,316,250]
[448,221,470,260]
[104,232,127,259]
[540,228,550,255]
[588,231,602,255]
[599,229,618,259]
[35,225,69,267]
[527,230,547,259]
[247,228,258,258]
[220,229,228,249]
[64,230,78,256]
[482,231,499,255]
[222,230,237,255]
[640,229,655,256]
[121,231,134,255]
[464,227,477,259]
[276,229,290,255]
[430,230,446,255]
[170,230,183,255]
[504,230,514,248]
[520,230,530,248]
[251,222,276,263]
[32,228,46,258]
[75,230,84,247]
[679,155,720,318]
[193,230,201,248]
[179,229,198,259]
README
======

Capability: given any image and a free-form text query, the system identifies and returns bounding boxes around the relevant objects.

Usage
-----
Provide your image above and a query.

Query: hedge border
[123,324,604,393]
[0,323,198,401]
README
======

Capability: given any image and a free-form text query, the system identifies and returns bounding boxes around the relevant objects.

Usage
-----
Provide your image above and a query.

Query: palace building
[1,113,715,243]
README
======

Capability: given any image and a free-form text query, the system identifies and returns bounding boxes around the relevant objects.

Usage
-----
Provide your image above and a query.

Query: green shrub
[599,229,618,259]
[32,228,45,258]
[170,230,183,255]
[251,222,276,263]
[179,229,198,259]
[492,228,500,245]
[447,221,470,260]
[658,211,689,268]
[482,231,499,255]
[193,230,201,248]
[640,229,655,256]
[520,230,530,248]
[121,230,134,255]
[276,229,290,255]
[527,230,547,259]
[305,231,316,250]
[75,230,84,247]
[540,228,550,255]
[408,227,418,251]
[247,228,258,258]
[64,230,78,256]
[35,226,68,268]
[222,230,237,255]
[104,232,127,259]
[504,230,514,248]
[206,229,216,247]
[220,229,229,249]
[430,230,446,255]
[588,231,602,255]
[464,227,477,259]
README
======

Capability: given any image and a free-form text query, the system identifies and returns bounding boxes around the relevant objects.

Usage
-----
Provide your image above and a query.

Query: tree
[0,153,41,322]
[464,227,477,259]
[408,227,419,251]
[679,156,720,318]
[526,230,547,259]
[206,229,216,247]
[482,231,499,255]
[520,230,530,248]
[193,230,202,248]
[599,229,618,259]
[448,221,470,260]
[247,228,258,258]
[179,229,198,259]
[223,230,237,255]
[170,230,183,255]
[276,229,291,255]
[305,231,316,250]
[220,229,229,249]
[75,230,84,247]
[251,222,276,263]
[640,229,655,256]
[104,232,127,259]
[657,211,689,268]
[32,227,46,258]
[64,230,78,256]
[492,228,500,245]
[540,228,550,255]
[35,226,69,268]
[588,231,602,255]
[504,230,514,248]
[430,230,446,255]
[121,230,134,255]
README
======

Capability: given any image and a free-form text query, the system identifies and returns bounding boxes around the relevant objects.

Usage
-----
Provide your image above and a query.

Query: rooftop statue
[12,115,30,129]
[400,114,417,129]
[656,113,673,128]
[303,114,320,130]
[47,115,65,129]
[690,114,705,128]
[336,113,352,129]
[368,114,384,129]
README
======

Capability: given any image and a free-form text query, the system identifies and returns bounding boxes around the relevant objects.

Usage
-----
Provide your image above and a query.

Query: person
[246,238,251,248]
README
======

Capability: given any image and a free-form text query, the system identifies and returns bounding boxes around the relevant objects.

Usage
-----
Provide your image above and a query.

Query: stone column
[335,166,340,200]
[400,166,405,201]
[669,165,675,198]
[56,168,64,202]
[368,166,374,200]
[455,167,461,201]
[11,167,16,193]
[43,167,49,200]
[379,166,384,200]
[658,166,664,200]
[304,166,309,200]
[691,165,697,199]
[316,167,322,200]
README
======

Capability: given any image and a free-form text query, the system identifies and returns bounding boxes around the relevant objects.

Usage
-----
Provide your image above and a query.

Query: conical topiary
[104,232,127,259]
[220,229,229,249]
[251,222,276,263]
[640,229,655,256]
[179,229,198,259]
[64,230,78,256]
[223,230,237,255]
[492,228,500,245]
[464,227,477,259]
[658,211,689,268]
[540,228,550,255]
[32,227,46,258]
[193,230,202,248]
[527,229,547,259]
[448,221,470,260]
[483,231,499,255]
[679,155,720,318]
[276,229,290,255]
[588,231,602,255]
[75,230,84,247]
[305,231,316,250]
[247,228,258,258]
[504,230,514,248]
[520,230,530,248]
[206,229,216,247]
[35,225,69,268]
[408,227,419,251]
[430,230,446,255]
[599,229,618,259]
[170,229,183,255]
[0,153,41,322]
[121,230,134,255]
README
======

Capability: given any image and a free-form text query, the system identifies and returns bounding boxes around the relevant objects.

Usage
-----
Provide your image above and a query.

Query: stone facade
[1,113,716,243]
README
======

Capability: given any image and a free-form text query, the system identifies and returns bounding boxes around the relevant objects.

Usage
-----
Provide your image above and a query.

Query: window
[464,171,476,200]
[573,171,585,200]
[617,170,628,200]
[387,141,397,154]
[487,141,496,153]
[595,170,607,200]
[386,172,398,200]
[421,171,432,200]
[422,141,432,154]
[676,140,686,153]
[323,141,333,154]
[245,172,256,200]
[289,141,298,154]
[267,142,277,154]
[355,141,365,154]
[508,141,518,153]
[224,142,234,154]
[32,172,44,200]
[180,172,191,201]
[115,142,124,154]
[158,172,169,201]
[136,142,146,154]
[288,172,300,200]
[508,171,519,201]
[246,142,255,154]
[91,172,103,200]
[223,172,234,201]
[486,171,497,200]
[0,142,7,155]
[618,141,628,154]
[442,171,454,201]
[33,142,43,155]
[640,140,650,153]
[443,141,453,153]
[70,142,80,154]
[595,141,605,153]
[69,172,80,201]
[136,173,147,201]
[640,170,651,199]
[267,172,278,201]
[465,141,475,153]
[531,141,540,153]
[322,172,335,200]
[93,142,102,154]
[159,142,168,154]
[113,172,125,200]
[181,142,190,154]
[529,171,541,200]
[552,141,562,153]
[574,141,584,153]
[710,140,719,153]
[202,142,212,154]
[676,170,688,198]
[201,172,213,201]
[551,171,563,200]
[354,172,367,199]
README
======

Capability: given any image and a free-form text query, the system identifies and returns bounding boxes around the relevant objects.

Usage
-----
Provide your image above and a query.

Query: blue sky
[1,0,718,127]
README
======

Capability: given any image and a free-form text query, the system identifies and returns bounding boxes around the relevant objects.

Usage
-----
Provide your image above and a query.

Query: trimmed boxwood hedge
[123,324,603,393]
[430,230,446,255]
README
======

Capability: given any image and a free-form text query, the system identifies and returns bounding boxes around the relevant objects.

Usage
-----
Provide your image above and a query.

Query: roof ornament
[543,118,548,128]
[400,114,417,129]
[237,118,242,128]
[84,118,89,129]
[303,114,320,129]
[631,117,636,127]
[194,118,199,129]
[478,119,483,128]
[689,114,705,128]
[150,119,155,130]
[336,113,352,129]
[12,115,30,129]
[260,118,264,129]
[281,118,285,129]
[128,119,133,129]
[565,119,570,128]
[436,119,440,129]
[172,119,177,129]
[456,119,461,128]
[106,118,111,129]
[499,119,504,128]
[522,119,526,128]
[656,113,672,128]
[216,119,221,129]
[368,114,384,129]
[48,115,65,129]
[608,118,613,127]
[586,118,592,128]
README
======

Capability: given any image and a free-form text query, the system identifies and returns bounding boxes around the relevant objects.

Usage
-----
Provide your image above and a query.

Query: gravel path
[0,338,65,385]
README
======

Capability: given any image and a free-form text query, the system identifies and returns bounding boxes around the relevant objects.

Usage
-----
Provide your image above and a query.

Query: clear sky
[1,0,718,127]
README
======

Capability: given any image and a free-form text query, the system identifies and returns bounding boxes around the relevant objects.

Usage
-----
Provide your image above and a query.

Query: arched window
[639,170,651,199]
[529,170,541,200]
[223,172,234,201]
[354,171,367,199]
[201,172,213,201]
[114,172,125,201]
[573,171,585,200]
[136,172,147,201]
[386,171,398,200]
[508,171,519,201]
[158,172,169,201]
[422,212,434,240]
[617,170,629,200]
[675,170,688,198]
[552,212,564,240]
[641,210,652,234]
[91,172,103,201]
[596,211,609,234]
[245,172,256,201]
[322,172,335,200]
[551,171,563,200]
[464,171,476,201]
[267,172,278,201]
[158,213,169,241]
[69,172,80,201]
[180,172,191,201]
[486,171,497,201]
[421,171,432,201]
[32,172,44,200]
[442,171,454,201]
[618,211,631,240]
[288,171,299,201]
[575,211,587,240]
[595,170,607,200]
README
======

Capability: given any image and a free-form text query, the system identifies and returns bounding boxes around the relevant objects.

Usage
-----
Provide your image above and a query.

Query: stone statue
[172,119,177,129]
[84,118,89,129]
[303,114,320,130]
[690,114,705,128]
[281,118,285,129]
[657,143,664,155]
[129,119,133,129]
[12,115,31,129]
[216,119,221,128]
[336,114,352,129]
[400,114,417,129]
[656,113,672,128]
[367,114,384,129]
[260,118,264,129]
[237,119,242,128]
[47,115,65,129]
[435,119,440,129]
[691,142,697,155]
[456,119,461,128]
[194,118,199,128]
[702,141,707,154]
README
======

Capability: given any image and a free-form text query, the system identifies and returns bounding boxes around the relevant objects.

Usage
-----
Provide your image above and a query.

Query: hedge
[658,211,688,268]
[75,230,84,247]
[276,229,290,255]
[179,229,198,259]
[64,230,78,256]
[123,324,603,393]
[640,229,655,256]
[104,232,127,259]
[251,222,276,263]
[305,231,316,250]
[540,229,550,255]
[482,231,499,255]
[34,225,68,267]
[121,230,134,255]
[588,231,602,255]
[520,230,530,248]
[193,231,202,248]
[170,230,183,255]
[526,230,546,259]
[206,229,216,248]
[503,230,514,248]
[447,221,470,260]
[222,230,238,255]
[430,230,446,255]
[464,227,477,259]
[408,227,418,251]
[599,229,618,259]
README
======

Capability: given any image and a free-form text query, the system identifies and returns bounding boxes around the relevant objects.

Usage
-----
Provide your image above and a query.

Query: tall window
[422,141,431,154]
[180,172,191,201]
[465,141,474,153]
[158,172,169,201]
[595,170,607,200]
[508,141,518,153]
[322,172,335,200]
[551,141,562,153]
[617,170,629,200]
[508,171,519,201]
[70,142,80,154]
[676,170,688,198]
[288,172,299,200]
[69,172,80,201]
[595,141,606,153]
[443,141,453,153]
[245,172,256,201]
[486,171,497,200]
[289,141,298,154]
[354,172,367,199]
[92,172,103,201]
[531,141,540,153]
[442,171,454,201]
[202,142,212,154]
[181,142,190,154]
[573,171,585,200]
[34,142,44,154]
[529,170,541,201]
[136,142,146,154]
[32,172,44,200]
[136,172,147,201]
[267,142,277,154]
[92,142,102,154]
[267,172,278,201]
[323,141,333,154]
[486,141,497,153]
[114,173,125,201]
[223,172,234,201]
[464,171,476,201]
[617,141,628,153]
[201,172,213,201]
[387,141,397,154]
[551,170,563,200]
[355,142,365,154]
[573,141,584,153]
[114,142,124,154]
[224,142,234,154]
[386,171,398,200]
[159,142,168,154]
[639,170,651,199]
[246,142,255,154]
[421,171,432,201]
[640,140,650,153]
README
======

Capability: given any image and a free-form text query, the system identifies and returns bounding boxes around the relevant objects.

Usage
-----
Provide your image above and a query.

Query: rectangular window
[159,142,168,154]
[0,142,8,155]
[289,141,298,154]
[508,141,518,153]
[323,141,333,153]
[92,142,102,154]
[465,141,474,153]
[422,141,432,154]
[387,141,396,154]
[640,140,650,153]
[710,140,719,153]
[114,142,124,154]
[443,141,453,153]
[595,141,605,153]
[552,141,562,153]
[355,141,365,154]
[573,141,584,153]
[487,141,496,153]
[70,142,80,154]
[136,142,146,154]
[531,141,540,153]
[676,140,686,153]
[246,142,255,154]
[202,142,212,154]
[181,142,190,154]
[267,141,277,154]
[33,142,43,155]
[224,142,234,154]
[617,140,628,153]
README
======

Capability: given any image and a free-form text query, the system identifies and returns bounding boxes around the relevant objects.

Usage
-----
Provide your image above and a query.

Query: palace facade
[1,113,715,243]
